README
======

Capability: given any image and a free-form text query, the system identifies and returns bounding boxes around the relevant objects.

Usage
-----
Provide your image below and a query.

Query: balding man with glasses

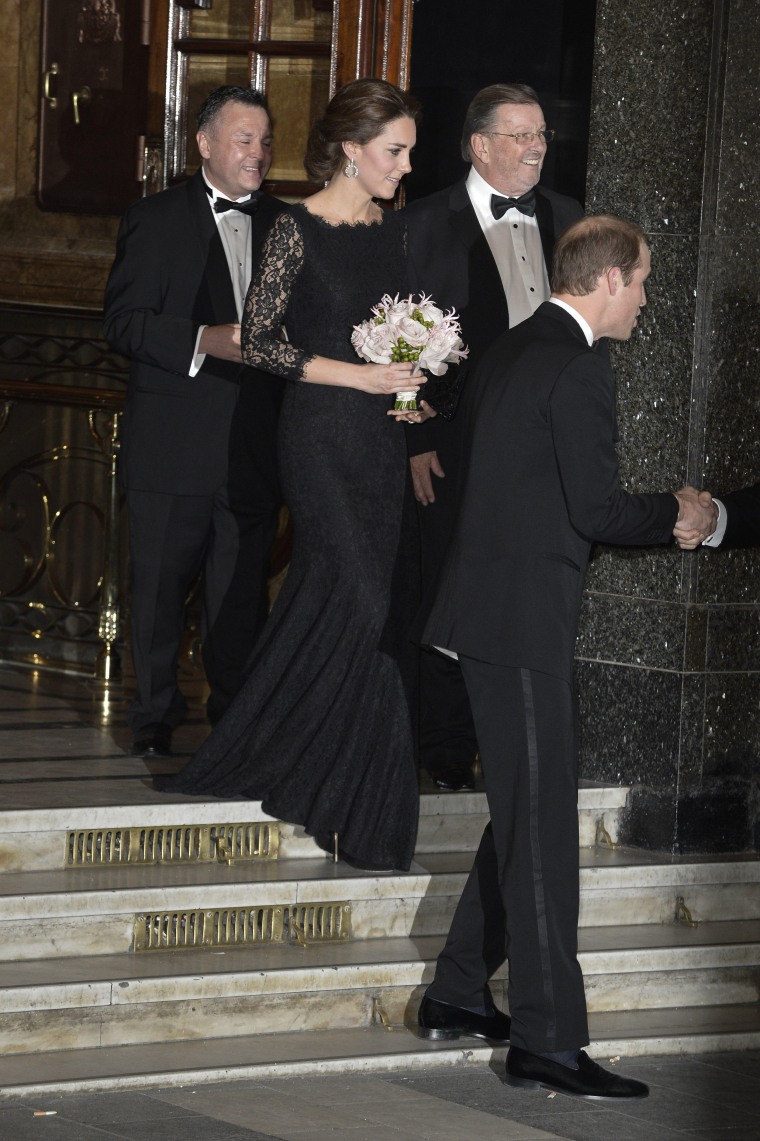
[405,85,583,800]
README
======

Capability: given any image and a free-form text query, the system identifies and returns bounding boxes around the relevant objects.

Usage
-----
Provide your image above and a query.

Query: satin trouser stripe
[520,666,556,1043]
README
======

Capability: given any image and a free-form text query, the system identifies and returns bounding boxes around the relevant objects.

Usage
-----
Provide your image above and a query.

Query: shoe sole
[505,1073,648,1100]
[505,1074,541,1091]
[418,1027,509,1044]
[417,1027,462,1041]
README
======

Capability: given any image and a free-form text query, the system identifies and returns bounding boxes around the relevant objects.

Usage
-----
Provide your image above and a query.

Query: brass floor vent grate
[67,822,280,868]
[134,902,351,951]
[287,903,352,948]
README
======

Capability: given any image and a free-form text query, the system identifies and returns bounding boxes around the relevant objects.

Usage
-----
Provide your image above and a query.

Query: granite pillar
[579,0,760,852]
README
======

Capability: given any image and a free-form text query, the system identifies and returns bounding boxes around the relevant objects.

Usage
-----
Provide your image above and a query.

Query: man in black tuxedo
[416,215,716,1098]
[104,86,284,757]
[404,84,583,792]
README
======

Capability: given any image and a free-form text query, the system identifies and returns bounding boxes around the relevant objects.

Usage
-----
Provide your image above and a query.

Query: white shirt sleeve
[702,499,726,547]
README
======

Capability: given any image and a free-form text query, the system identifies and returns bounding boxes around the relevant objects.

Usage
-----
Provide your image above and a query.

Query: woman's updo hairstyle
[304,78,420,183]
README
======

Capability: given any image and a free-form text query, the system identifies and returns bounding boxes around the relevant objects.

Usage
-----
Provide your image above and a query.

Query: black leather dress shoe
[427,766,475,791]
[417,995,510,1043]
[506,1046,649,1100]
[130,723,173,758]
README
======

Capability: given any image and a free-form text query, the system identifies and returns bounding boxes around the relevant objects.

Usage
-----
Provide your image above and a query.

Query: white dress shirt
[189,174,254,376]
[465,166,550,329]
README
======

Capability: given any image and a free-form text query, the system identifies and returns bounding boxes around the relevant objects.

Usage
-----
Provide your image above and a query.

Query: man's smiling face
[470,101,548,196]
[197,102,272,200]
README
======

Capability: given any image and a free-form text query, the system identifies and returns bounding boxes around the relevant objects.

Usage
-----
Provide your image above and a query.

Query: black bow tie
[490,189,536,219]
[211,191,261,215]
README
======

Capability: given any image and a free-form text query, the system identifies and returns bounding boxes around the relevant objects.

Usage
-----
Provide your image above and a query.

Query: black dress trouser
[427,656,590,1054]
[126,477,279,732]
[416,425,478,771]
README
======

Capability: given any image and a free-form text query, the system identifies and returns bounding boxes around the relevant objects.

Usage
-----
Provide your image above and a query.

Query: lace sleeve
[242,211,314,381]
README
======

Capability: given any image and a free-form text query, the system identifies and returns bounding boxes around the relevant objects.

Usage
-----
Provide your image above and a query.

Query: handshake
[673,487,718,549]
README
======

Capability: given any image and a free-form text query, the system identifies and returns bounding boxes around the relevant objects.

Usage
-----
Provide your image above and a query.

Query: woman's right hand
[354,361,425,396]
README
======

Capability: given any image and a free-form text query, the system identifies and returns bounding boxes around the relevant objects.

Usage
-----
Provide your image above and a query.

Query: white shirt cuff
[702,499,726,547]
[189,325,207,377]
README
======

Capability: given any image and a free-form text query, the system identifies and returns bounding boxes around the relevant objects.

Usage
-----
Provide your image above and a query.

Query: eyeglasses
[487,130,555,144]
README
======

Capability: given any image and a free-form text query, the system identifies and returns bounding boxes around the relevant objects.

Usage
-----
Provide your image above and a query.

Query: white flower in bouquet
[351,293,468,410]
[394,314,429,350]
[351,320,396,364]
[418,325,466,376]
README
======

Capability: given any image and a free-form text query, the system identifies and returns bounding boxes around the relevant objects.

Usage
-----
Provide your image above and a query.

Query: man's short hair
[461,83,541,161]
[196,85,270,134]
[552,215,647,296]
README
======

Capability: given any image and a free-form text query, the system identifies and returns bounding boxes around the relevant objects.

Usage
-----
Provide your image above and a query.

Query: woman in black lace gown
[155,80,454,871]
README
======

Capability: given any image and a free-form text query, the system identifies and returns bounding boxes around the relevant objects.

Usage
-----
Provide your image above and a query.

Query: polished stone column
[577,0,760,853]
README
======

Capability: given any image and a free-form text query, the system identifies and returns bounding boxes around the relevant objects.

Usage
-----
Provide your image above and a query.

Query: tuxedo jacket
[104,169,284,496]
[403,178,584,457]
[423,302,679,683]
[721,483,760,546]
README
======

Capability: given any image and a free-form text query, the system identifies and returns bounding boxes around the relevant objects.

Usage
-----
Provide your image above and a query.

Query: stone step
[1,849,758,961]
[0,782,628,871]
[0,923,757,1057]
[1,1004,759,1099]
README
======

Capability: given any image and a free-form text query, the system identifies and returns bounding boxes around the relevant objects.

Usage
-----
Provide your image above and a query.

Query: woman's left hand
[387,399,437,424]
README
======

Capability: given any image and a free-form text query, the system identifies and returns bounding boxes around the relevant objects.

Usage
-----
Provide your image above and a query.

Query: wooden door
[38,0,149,214]
[150,0,413,194]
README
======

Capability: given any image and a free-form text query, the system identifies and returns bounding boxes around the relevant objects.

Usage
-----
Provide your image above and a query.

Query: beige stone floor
[2,1054,760,1140]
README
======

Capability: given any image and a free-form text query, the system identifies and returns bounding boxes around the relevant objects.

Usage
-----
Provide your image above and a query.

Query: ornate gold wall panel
[0,303,292,680]
[0,304,128,674]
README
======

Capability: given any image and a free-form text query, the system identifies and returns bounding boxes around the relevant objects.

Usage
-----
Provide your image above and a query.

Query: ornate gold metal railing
[0,376,125,681]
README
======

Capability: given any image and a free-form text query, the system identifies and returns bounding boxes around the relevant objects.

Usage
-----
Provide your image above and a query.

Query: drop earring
[343,157,359,179]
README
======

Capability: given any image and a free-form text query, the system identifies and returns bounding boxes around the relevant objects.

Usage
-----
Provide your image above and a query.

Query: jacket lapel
[250,194,282,256]
[187,169,238,325]
[447,181,509,335]
[534,189,559,283]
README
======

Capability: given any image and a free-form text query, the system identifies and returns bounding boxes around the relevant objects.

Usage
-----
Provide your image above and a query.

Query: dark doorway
[406,0,597,204]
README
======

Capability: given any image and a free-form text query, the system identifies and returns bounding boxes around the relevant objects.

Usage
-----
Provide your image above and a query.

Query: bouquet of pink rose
[351,293,468,411]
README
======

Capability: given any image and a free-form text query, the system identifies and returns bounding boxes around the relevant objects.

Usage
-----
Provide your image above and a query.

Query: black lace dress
[154,204,440,871]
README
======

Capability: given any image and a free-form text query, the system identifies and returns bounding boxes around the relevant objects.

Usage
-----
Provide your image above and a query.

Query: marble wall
[579,0,760,853]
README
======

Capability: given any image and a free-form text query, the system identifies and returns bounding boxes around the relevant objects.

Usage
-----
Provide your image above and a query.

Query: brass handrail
[1,375,125,683]
[0,377,125,410]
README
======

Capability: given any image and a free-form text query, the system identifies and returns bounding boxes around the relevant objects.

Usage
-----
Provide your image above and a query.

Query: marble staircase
[0,785,758,1098]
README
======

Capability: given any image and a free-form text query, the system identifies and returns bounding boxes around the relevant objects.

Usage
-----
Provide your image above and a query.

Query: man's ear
[469,133,489,164]
[605,266,622,295]
[197,131,210,160]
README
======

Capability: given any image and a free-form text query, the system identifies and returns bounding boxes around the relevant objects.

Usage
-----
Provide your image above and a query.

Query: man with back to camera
[416,214,717,1098]
[104,86,284,757]
[404,84,584,795]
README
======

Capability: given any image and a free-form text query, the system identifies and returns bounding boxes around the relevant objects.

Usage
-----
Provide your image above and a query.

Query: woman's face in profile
[348,115,416,199]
